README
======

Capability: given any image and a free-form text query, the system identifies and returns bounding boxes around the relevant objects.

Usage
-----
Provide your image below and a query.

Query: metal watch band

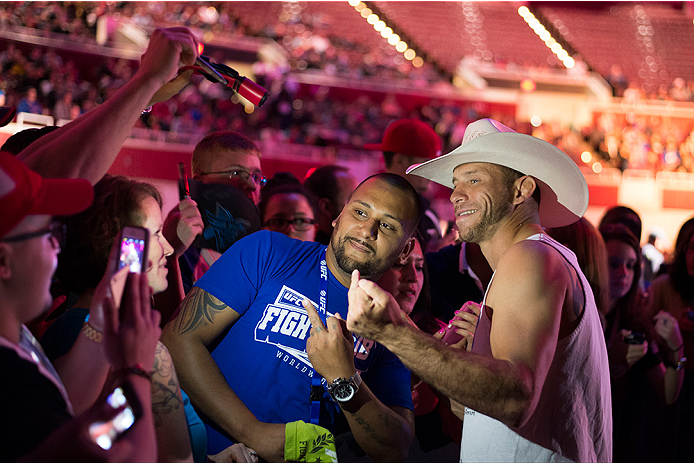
[327,371,362,403]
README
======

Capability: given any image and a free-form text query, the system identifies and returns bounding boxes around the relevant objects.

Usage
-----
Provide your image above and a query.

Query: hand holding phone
[88,228,147,332]
[440,302,481,349]
[108,226,149,309]
[117,227,149,274]
[441,318,465,346]
[89,381,143,451]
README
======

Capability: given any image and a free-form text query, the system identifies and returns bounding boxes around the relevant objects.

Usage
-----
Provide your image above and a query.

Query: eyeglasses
[1,221,66,249]
[264,217,316,232]
[199,168,267,187]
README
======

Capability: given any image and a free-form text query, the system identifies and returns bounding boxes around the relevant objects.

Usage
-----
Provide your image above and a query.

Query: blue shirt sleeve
[194,231,272,315]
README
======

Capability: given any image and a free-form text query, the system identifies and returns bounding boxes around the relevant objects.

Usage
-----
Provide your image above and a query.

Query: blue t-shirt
[195,231,413,454]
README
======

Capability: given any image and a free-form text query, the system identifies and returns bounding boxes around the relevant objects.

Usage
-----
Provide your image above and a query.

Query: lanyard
[310,248,328,425]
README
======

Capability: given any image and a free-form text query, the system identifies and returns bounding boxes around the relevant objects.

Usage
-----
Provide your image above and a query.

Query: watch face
[333,382,355,402]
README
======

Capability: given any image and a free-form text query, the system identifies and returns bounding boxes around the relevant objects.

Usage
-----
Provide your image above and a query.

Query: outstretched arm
[18,27,198,183]
[347,242,567,428]
[161,287,286,463]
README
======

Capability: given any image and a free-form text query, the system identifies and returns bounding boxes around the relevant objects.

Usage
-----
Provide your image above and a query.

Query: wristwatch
[326,372,362,403]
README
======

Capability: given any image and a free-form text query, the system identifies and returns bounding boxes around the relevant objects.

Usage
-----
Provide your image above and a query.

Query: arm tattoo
[150,343,183,427]
[348,412,389,446]
[172,287,227,334]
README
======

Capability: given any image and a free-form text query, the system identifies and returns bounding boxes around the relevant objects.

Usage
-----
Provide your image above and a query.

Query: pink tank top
[461,234,612,462]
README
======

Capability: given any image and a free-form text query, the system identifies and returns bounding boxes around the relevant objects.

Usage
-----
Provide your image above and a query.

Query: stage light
[518,6,529,17]
[354,3,423,70]
[531,115,542,127]
[563,56,575,68]
[581,151,592,163]
[592,162,603,173]
[551,43,562,54]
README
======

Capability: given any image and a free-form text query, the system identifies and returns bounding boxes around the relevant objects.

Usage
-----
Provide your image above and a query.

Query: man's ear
[0,244,12,279]
[332,212,341,229]
[399,236,416,260]
[514,176,537,205]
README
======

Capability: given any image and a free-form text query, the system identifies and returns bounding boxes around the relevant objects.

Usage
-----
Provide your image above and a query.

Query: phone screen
[118,237,146,274]
[88,386,138,450]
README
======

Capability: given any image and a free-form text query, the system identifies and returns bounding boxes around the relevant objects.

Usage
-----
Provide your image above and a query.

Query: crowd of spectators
[5,1,694,101]
[533,114,694,174]
[4,37,694,174]
[0,1,101,40]
[2,2,694,173]
[585,113,694,173]
[0,33,497,153]
[606,65,694,103]
[0,40,132,123]
[0,1,443,85]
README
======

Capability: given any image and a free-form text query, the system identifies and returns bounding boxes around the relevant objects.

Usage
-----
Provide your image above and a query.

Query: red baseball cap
[0,151,94,238]
[364,119,442,159]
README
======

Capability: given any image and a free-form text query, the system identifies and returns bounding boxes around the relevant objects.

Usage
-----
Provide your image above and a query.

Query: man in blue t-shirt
[162,173,422,462]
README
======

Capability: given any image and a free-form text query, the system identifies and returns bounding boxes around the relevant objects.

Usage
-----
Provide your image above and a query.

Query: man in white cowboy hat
[345,119,612,462]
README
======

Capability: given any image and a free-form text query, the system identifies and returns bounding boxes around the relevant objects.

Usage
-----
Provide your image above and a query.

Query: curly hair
[56,175,162,295]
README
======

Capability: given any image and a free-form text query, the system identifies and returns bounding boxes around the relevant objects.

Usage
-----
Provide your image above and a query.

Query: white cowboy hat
[406,118,588,228]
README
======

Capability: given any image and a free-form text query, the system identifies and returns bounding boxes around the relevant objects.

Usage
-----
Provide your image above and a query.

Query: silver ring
[249,451,257,456]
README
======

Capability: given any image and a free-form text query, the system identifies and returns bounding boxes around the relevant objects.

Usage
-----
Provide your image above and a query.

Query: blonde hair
[192,131,261,175]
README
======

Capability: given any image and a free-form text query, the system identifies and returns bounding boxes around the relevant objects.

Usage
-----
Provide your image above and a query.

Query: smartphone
[88,381,143,451]
[441,318,465,345]
[117,226,149,274]
[110,226,149,308]
[624,332,646,344]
